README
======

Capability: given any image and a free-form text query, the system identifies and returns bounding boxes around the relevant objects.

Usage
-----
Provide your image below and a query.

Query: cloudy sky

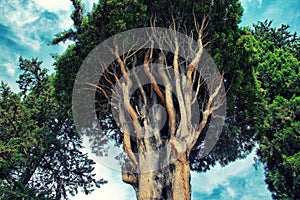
[0,0,299,199]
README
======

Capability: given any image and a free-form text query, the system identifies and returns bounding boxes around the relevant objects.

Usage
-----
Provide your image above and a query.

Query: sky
[0,0,299,199]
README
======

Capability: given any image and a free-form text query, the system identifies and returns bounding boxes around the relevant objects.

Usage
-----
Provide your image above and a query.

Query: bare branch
[206,72,224,113]
[105,65,119,83]
[114,45,130,84]
[158,67,176,138]
[122,82,142,136]
[119,103,138,167]
[173,33,188,134]
[189,72,224,150]
[85,82,109,99]
[187,16,208,84]
[143,48,165,102]
[132,57,147,117]
[192,74,203,104]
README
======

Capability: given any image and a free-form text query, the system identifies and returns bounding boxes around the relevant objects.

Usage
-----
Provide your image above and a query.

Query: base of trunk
[123,155,191,200]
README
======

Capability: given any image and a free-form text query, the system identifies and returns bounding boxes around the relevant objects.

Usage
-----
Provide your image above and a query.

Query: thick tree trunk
[123,153,191,200]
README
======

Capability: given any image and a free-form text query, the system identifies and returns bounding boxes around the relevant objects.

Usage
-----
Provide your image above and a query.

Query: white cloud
[71,169,134,200]
[0,0,75,90]
[240,0,263,9]
[33,0,72,12]
[71,146,134,199]
[82,0,99,12]
[226,187,236,198]
[57,40,75,53]
[191,150,256,194]
[3,63,16,76]
[0,1,38,26]
[33,0,73,31]
[0,0,73,52]
[0,1,41,50]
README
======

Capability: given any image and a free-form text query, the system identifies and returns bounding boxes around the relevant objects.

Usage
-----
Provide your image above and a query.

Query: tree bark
[123,150,191,200]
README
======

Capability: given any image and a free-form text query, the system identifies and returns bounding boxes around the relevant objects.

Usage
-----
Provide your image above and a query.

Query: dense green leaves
[253,20,300,60]
[239,22,300,199]
[52,0,148,110]
[259,96,300,199]
[0,58,106,199]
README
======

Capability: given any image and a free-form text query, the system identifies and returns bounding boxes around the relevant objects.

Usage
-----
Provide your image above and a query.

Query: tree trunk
[123,153,191,200]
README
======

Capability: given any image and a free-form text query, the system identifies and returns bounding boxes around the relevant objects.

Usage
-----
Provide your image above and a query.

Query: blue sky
[240,0,300,32]
[0,0,299,199]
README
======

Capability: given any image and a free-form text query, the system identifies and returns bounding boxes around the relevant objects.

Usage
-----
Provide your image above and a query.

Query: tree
[0,58,106,199]
[73,23,228,199]
[53,0,259,199]
[253,20,300,60]
[238,23,300,199]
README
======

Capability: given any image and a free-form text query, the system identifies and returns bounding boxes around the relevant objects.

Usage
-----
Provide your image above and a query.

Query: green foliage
[0,58,106,199]
[253,20,300,60]
[52,0,148,108]
[190,0,258,170]
[259,96,300,199]
[239,22,300,199]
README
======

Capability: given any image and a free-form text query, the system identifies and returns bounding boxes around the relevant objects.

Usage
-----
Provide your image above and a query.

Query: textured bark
[172,156,190,200]
[122,154,191,200]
